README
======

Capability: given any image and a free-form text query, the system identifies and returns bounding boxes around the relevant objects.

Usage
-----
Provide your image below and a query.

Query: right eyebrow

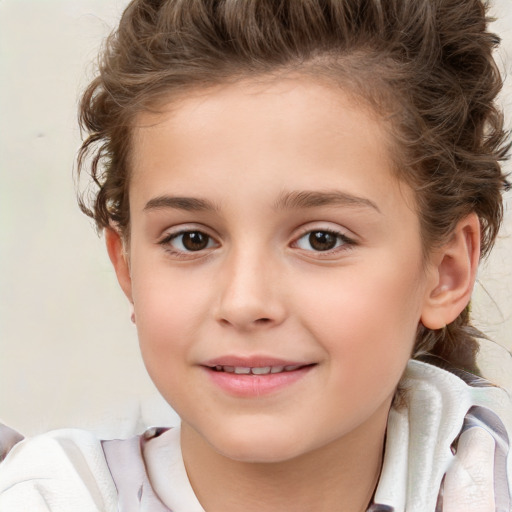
[143,195,219,212]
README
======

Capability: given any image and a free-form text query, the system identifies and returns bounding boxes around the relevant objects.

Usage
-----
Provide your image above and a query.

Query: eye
[160,230,217,253]
[294,230,353,252]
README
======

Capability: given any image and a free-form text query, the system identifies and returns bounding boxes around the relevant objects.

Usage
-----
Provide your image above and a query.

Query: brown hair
[77,0,510,373]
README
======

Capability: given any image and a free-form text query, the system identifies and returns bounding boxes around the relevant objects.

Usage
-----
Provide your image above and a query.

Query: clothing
[1,360,511,511]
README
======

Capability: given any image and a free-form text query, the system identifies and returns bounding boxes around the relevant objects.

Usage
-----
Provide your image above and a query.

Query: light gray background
[1,0,511,437]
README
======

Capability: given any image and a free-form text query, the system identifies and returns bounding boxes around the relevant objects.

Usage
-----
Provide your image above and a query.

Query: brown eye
[294,229,354,253]
[181,231,211,251]
[308,231,338,251]
[161,230,216,253]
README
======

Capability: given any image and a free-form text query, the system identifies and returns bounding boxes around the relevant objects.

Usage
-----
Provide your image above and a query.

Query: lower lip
[203,366,314,397]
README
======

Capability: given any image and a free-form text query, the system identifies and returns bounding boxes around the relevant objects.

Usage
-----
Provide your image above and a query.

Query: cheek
[295,267,422,428]
[295,257,425,368]
[132,256,210,323]
[131,268,209,367]
[132,282,200,408]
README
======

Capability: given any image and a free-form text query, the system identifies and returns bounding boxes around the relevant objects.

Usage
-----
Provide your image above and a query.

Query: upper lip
[201,355,313,368]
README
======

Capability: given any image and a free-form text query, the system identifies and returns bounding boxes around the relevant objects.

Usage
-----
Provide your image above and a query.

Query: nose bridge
[216,240,285,329]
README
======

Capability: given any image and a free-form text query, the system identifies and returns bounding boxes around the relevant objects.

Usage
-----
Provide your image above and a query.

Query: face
[116,77,438,463]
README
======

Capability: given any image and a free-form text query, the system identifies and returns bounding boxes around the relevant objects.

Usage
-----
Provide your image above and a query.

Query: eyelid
[158,223,218,242]
[293,222,356,241]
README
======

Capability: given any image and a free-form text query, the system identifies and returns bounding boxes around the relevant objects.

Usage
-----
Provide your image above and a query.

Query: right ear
[105,227,133,303]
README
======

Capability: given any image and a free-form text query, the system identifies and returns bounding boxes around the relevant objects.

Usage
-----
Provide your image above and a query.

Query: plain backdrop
[1,0,511,437]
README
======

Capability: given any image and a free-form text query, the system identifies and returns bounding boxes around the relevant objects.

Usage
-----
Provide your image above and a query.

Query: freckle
[36,133,45,138]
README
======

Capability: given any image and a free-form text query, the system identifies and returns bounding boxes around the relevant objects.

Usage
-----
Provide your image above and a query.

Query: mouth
[209,364,310,375]
[201,358,316,397]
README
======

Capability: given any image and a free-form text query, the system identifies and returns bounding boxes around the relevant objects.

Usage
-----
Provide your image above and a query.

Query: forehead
[133,76,391,151]
[129,77,415,219]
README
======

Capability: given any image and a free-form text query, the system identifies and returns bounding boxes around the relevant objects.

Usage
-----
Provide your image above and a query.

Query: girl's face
[117,78,438,462]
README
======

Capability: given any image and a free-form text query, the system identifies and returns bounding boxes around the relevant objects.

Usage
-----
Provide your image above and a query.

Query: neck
[180,408,389,512]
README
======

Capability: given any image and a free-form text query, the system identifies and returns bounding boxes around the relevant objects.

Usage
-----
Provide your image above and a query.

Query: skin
[106,77,480,512]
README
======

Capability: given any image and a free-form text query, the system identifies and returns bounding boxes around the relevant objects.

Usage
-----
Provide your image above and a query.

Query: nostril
[255,318,272,324]
[218,317,273,328]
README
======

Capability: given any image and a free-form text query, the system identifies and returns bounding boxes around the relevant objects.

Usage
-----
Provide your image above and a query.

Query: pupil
[309,231,337,251]
[183,232,209,251]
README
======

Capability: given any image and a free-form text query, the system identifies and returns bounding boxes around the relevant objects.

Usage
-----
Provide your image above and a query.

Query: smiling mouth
[210,364,312,375]
[204,362,315,396]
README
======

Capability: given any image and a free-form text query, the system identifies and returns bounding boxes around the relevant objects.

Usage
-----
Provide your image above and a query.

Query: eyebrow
[143,196,219,212]
[143,190,380,214]
[273,190,381,213]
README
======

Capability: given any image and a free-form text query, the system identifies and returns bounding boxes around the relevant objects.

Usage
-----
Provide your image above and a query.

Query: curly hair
[77,0,510,373]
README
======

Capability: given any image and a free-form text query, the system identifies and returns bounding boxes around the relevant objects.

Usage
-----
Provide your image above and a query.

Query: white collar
[375,360,512,511]
[144,426,205,512]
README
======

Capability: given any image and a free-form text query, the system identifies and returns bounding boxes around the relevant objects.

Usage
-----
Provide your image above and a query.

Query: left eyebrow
[273,190,381,213]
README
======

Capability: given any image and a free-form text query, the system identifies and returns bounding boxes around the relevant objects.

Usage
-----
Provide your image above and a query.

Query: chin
[203,422,314,464]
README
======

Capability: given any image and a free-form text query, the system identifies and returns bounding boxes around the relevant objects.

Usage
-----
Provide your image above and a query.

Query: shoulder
[375,360,512,511]
[0,425,117,512]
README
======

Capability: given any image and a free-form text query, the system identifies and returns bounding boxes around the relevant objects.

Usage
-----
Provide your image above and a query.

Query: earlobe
[420,214,480,330]
[105,227,133,303]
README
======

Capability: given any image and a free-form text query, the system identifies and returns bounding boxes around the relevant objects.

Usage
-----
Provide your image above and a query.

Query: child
[1,0,511,510]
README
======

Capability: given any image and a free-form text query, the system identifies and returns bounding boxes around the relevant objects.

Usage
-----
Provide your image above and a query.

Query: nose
[215,247,287,331]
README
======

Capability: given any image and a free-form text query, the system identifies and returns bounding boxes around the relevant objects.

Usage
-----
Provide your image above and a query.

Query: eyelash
[157,227,356,259]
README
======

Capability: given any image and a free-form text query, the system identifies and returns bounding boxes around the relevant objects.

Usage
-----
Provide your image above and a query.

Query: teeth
[234,367,251,375]
[213,365,303,374]
[251,367,271,375]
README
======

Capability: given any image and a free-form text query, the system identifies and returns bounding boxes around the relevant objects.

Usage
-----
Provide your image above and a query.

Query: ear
[420,213,480,330]
[105,227,133,304]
